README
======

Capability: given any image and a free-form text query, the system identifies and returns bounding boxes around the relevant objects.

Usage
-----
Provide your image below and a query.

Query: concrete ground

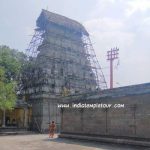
[0,134,149,150]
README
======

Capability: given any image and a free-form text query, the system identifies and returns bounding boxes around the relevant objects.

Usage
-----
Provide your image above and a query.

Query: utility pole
[107,47,119,89]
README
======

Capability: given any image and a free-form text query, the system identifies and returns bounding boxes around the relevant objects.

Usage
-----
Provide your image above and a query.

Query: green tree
[0,45,27,127]
[0,45,27,81]
[0,68,16,127]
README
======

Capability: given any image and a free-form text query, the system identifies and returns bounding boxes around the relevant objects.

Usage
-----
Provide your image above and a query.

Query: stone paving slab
[0,134,149,150]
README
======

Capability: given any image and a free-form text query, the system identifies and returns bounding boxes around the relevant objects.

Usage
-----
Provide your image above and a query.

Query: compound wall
[60,83,150,139]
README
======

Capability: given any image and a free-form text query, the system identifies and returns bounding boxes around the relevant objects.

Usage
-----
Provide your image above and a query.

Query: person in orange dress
[49,121,56,138]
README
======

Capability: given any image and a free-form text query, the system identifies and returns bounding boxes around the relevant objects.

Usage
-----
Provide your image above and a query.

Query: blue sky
[0,0,150,88]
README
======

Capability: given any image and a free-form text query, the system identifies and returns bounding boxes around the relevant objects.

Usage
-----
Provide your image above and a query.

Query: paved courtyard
[0,134,149,150]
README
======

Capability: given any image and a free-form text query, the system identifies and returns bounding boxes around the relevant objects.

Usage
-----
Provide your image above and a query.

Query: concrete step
[59,134,150,147]
[0,127,27,132]
[0,127,37,136]
[0,131,36,136]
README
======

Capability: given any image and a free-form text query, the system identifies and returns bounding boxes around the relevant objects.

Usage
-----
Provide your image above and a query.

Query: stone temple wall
[30,96,60,132]
[60,83,150,139]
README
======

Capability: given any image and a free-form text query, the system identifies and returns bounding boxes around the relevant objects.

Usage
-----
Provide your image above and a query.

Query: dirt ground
[0,134,149,150]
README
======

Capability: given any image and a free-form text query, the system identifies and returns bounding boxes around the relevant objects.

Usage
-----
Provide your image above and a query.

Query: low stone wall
[60,83,150,144]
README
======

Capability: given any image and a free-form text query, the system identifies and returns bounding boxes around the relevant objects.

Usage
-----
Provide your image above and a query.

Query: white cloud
[25,26,34,36]
[84,18,124,32]
[84,0,150,87]
[126,0,150,16]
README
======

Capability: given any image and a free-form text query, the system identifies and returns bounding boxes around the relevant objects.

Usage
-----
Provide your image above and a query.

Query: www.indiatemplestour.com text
[57,103,125,109]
